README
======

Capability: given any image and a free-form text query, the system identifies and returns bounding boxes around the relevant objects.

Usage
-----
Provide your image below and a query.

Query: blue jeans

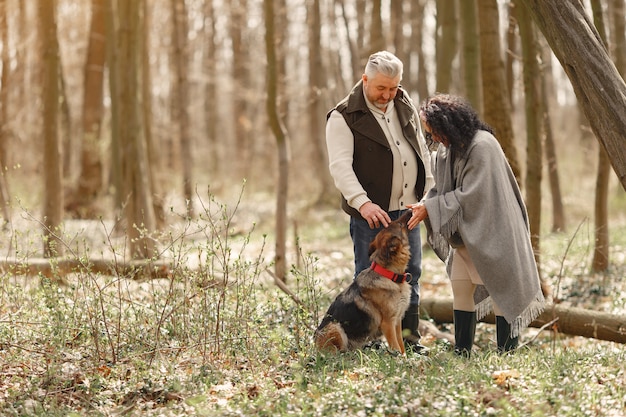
[350,209,422,306]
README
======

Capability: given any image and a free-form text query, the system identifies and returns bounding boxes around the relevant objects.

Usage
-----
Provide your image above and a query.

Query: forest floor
[0,194,625,416]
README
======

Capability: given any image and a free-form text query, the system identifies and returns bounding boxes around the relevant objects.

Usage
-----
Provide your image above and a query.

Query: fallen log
[420,298,626,344]
[0,258,173,280]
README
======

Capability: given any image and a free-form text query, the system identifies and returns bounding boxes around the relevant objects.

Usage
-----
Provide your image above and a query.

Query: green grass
[0,195,625,416]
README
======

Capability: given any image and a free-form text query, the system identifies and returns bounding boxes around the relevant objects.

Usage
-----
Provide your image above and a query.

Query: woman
[408,94,545,357]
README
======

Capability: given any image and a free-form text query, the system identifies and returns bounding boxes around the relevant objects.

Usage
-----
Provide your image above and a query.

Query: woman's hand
[406,203,428,230]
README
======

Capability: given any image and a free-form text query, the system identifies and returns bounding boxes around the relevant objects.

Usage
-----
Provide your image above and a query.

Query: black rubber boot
[496,316,519,353]
[453,310,476,358]
[402,304,429,356]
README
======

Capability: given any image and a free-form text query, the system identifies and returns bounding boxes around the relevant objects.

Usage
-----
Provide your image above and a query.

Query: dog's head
[368,210,412,273]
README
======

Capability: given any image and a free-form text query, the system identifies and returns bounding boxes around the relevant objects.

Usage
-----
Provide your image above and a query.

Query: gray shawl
[424,130,545,337]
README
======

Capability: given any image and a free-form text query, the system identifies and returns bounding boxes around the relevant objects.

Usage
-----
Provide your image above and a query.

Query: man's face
[362,72,401,111]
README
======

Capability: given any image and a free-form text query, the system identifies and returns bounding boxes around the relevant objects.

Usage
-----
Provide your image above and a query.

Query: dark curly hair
[419,94,494,158]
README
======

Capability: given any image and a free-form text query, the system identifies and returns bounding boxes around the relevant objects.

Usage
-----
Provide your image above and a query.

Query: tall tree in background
[117,0,156,259]
[459,0,482,113]
[540,39,566,232]
[230,0,251,177]
[0,0,10,224]
[520,0,626,192]
[203,0,219,178]
[368,0,384,55]
[171,0,193,218]
[411,0,429,100]
[105,0,122,210]
[40,0,63,257]
[264,0,290,281]
[590,0,610,272]
[478,0,521,183]
[70,0,106,217]
[435,0,457,94]
[307,0,334,205]
[517,2,542,273]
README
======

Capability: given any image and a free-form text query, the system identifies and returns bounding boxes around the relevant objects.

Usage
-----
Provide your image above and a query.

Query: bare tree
[519,0,626,191]
[117,0,156,259]
[39,0,63,257]
[69,0,106,217]
[368,0,384,54]
[477,0,521,183]
[459,0,482,113]
[171,0,193,218]
[0,0,11,224]
[539,40,565,232]
[264,0,290,281]
[411,0,429,100]
[590,0,610,272]
[308,0,335,205]
[435,0,457,94]
[517,1,542,273]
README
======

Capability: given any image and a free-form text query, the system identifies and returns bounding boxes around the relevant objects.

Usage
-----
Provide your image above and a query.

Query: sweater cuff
[349,195,371,212]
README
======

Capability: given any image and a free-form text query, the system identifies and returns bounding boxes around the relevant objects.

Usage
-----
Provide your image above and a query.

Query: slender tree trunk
[411,0,429,100]
[171,0,193,218]
[368,0,384,55]
[336,0,360,82]
[118,0,156,259]
[105,0,122,210]
[0,0,11,224]
[540,40,565,233]
[459,0,482,113]
[308,0,334,205]
[264,0,290,282]
[40,0,63,257]
[590,0,610,272]
[230,0,250,178]
[71,0,106,217]
[517,1,542,275]
[436,0,457,93]
[477,0,521,184]
[203,0,219,179]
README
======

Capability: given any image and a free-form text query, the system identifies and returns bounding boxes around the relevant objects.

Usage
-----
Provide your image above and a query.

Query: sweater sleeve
[325,110,370,210]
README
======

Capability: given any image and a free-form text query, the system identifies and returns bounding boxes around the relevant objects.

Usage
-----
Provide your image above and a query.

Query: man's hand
[406,203,428,230]
[359,202,391,229]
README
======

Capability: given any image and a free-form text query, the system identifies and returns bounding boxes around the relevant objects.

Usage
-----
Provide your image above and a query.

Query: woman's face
[421,121,449,147]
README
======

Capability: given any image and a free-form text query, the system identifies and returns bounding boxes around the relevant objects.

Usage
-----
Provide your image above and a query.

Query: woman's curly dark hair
[419,94,493,158]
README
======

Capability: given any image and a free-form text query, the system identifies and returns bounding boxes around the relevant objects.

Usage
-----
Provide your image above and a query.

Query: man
[325,51,433,354]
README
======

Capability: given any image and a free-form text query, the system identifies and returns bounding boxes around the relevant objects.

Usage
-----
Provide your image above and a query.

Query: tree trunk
[117,0,156,259]
[230,0,250,178]
[40,0,63,258]
[459,0,482,114]
[538,39,566,233]
[590,0,610,272]
[171,0,193,218]
[307,0,335,206]
[477,0,521,184]
[264,0,290,282]
[105,0,122,211]
[203,0,219,180]
[519,0,626,191]
[420,298,626,344]
[435,0,457,94]
[69,0,106,217]
[411,0,429,100]
[517,2,542,275]
[0,0,11,224]
[368,0,384,55]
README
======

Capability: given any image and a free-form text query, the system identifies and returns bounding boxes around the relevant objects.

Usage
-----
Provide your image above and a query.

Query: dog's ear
[397,210,412,226]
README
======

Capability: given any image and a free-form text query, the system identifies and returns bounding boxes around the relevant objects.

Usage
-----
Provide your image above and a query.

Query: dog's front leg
[381,320,405,354]
[394,321,405,354]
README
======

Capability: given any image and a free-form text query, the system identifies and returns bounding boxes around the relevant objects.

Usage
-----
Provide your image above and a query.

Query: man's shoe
[404,337,430,356]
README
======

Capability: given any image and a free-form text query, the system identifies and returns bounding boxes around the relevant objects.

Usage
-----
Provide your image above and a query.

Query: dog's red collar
[370,261,412,283]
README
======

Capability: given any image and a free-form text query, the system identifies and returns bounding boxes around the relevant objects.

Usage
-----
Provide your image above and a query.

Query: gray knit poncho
[424,130,545,337]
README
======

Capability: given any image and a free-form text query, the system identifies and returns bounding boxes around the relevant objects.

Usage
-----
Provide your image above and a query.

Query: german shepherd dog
[315,210,413,354]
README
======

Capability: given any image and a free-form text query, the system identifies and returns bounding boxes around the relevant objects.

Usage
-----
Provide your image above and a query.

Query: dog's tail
[314,323,348,353]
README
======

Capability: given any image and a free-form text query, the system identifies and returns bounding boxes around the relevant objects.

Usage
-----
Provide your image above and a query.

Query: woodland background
[0,0,625,276]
